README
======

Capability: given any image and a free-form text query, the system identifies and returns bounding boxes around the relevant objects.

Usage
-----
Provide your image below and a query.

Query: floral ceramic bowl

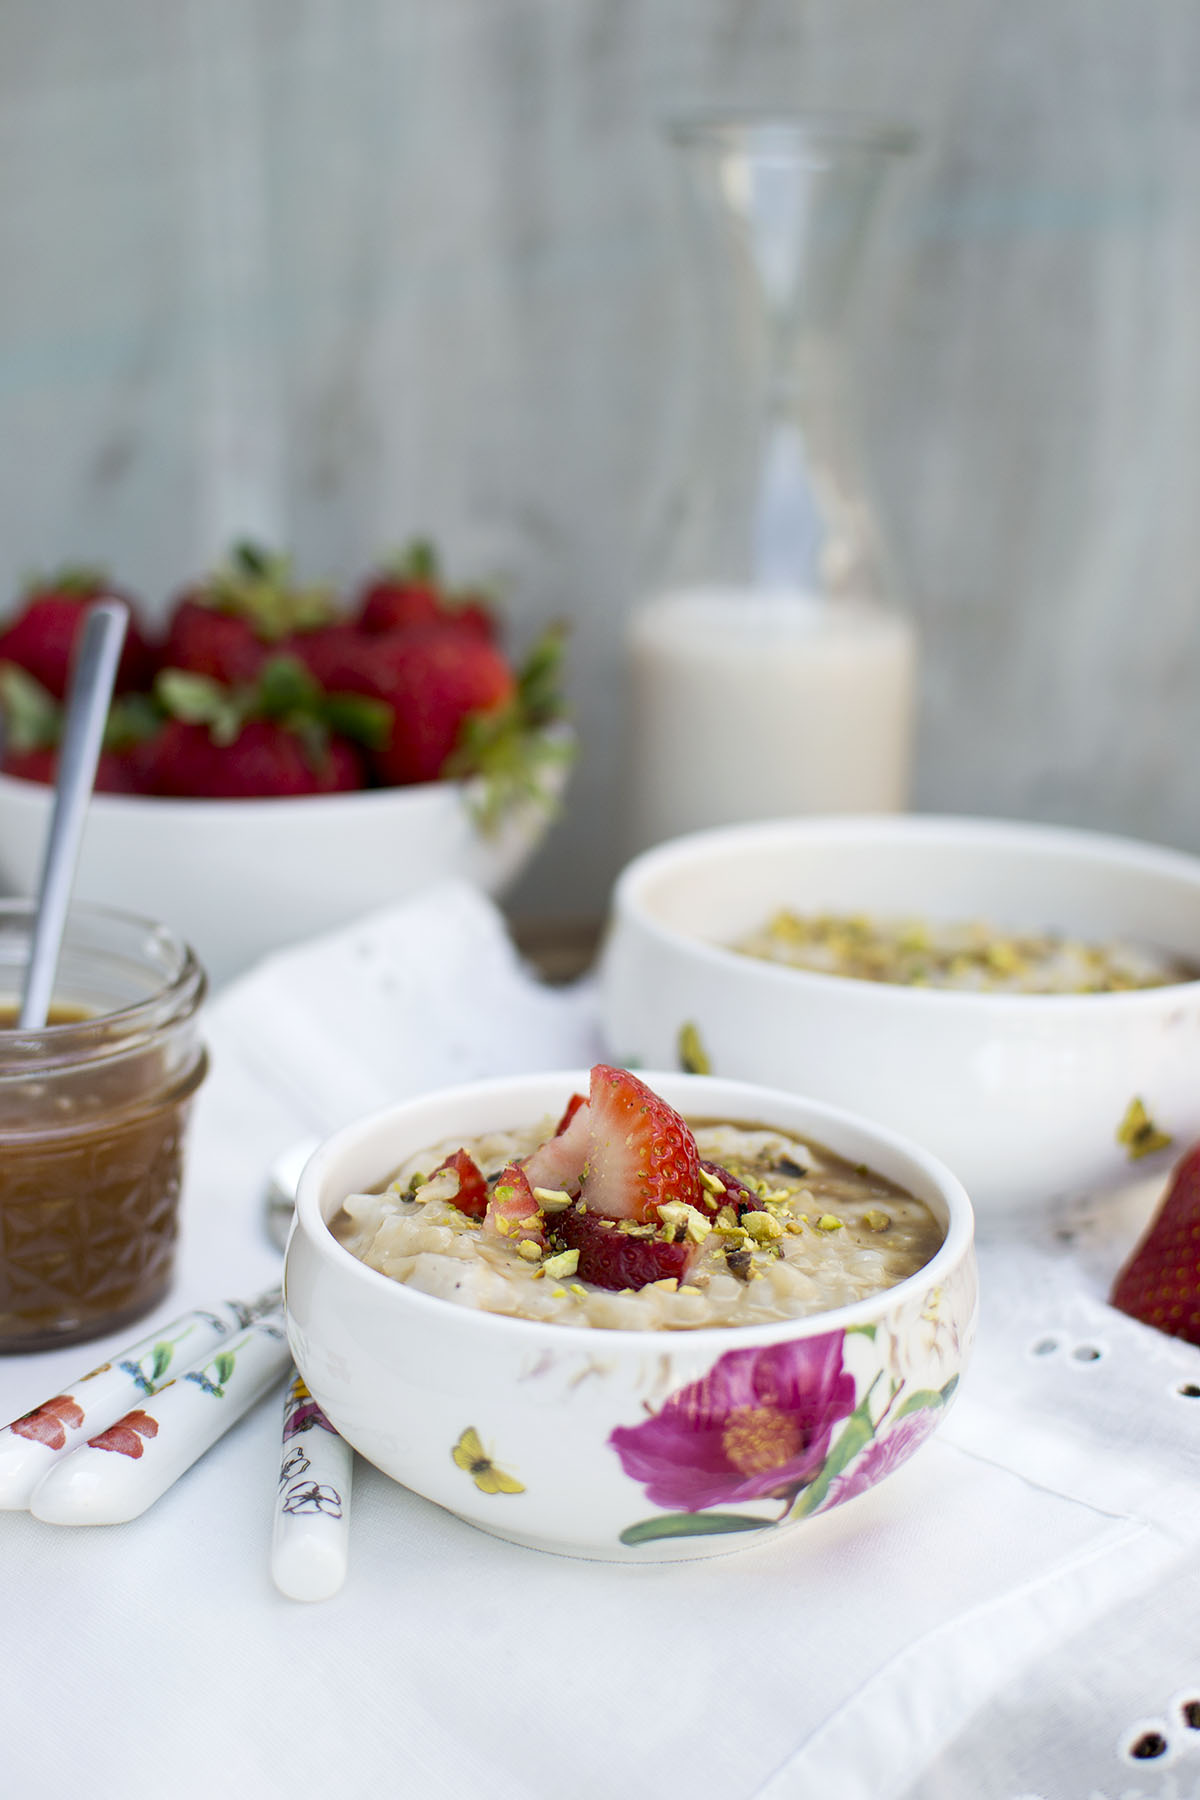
[599,816,1200,1215]
[283,1070,976,1562]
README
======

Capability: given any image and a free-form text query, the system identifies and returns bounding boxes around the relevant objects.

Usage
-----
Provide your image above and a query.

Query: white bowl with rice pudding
[599,816,1200,1215]
[284,1065,976,1561]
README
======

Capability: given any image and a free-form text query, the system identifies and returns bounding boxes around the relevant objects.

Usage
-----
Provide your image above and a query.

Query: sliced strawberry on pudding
[484,1164,544,1249]
[553,1091,586,1136]
[582,1065,702,1224]
[521,1093,592,1195]
[523,1066,703,1227]
[432,1149,489,1221]
[551,1209,699,1292]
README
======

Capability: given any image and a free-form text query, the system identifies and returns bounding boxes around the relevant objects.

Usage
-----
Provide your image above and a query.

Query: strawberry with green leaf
[355,539,445,635]
[162,543,339,686]
[0,567,155,698]
[146,655,388,798]
[0,664,162,793]
[446,624,572,830]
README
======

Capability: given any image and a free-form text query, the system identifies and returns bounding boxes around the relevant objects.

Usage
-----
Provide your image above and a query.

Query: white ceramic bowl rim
[612,813,1200,1014]
[291,1068,975,1354]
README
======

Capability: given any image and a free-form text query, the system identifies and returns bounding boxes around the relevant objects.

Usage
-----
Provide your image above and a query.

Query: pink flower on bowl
[822,1406,940,1510]
[609,1331,856,1514]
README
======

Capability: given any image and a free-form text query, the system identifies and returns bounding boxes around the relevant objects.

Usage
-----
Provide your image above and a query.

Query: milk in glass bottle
[627,114,917,853]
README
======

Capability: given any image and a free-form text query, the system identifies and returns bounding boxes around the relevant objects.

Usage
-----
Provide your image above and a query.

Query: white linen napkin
[1,883,1198,1800]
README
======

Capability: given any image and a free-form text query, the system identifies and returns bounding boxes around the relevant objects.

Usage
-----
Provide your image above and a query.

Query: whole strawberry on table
[1111,1144,1200,1348]
[0,542,570,817]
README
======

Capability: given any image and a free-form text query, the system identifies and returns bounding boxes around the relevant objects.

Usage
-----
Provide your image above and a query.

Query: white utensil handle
[270,1371,354,1602]
[29,1311,291,1526]
[0,1291,278,1511]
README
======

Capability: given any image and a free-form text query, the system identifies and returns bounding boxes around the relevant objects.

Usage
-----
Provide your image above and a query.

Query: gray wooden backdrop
[2,0,1197,917]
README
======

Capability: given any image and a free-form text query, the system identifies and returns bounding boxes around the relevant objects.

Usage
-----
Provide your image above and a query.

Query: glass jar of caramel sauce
[0,902,208,1351]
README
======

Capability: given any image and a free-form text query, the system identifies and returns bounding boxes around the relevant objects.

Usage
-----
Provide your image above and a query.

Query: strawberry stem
[445,623,574,833]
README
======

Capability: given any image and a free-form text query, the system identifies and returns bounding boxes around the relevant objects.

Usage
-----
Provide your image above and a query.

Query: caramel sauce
[0,1002,94,1027]
[0,998,207,1352]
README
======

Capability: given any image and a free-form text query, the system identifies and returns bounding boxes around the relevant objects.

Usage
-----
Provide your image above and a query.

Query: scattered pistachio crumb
[678,1020,712,1075]
[698,1166,726,1197]
[651,1278,679,1292]
[542,1248,580,1280]
[743,1210,784,1243]
[657,1201,713,1244]
[516,1239,543,1262]
[1116,1096,1173,1161]
[816,1214,844,1232]
[863,1210,892,1232]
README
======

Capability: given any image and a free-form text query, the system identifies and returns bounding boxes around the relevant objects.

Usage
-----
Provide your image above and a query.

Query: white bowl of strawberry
[284,1063,976,1561]
[0,547,573,984]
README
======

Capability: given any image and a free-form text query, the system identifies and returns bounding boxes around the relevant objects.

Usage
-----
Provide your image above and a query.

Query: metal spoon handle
[19,600,129,1029]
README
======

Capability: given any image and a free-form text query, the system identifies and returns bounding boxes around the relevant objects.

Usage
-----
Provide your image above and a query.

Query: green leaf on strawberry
[0,662,60,754]
[156,669,246,746]
[156,655,392,761]
[447,623,574,834]
[201,541,339,640]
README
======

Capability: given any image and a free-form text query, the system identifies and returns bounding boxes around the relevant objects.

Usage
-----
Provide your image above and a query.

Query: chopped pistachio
[678,1020,712,1076]
[542,1248,580,1280]
[863,1209,892,1232]
[698,1165,726,1197]
[657,1201,713,1244]
[816,1214,844,1232]
[532,1187,575,1212]
[743,1210,784,1243]
[733,908,1193,993]
[1116,1096,1173,1161]
[516,1239,543,1262]
[650,1277,679,1293]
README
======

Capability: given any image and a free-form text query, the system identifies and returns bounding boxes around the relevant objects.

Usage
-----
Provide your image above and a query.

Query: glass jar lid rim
[0,897,204,1039]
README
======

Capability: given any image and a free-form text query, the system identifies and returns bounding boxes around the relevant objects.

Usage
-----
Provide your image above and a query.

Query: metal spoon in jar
[18,599,129,1028]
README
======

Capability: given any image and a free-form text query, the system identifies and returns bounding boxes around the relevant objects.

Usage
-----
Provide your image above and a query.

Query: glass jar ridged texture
[0,903,208,1351]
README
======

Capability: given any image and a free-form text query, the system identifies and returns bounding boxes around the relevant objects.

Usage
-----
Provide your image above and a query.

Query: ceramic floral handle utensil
[28,1308,291,1526]
[270,1370,355,1602]
[0,1289,281,1510]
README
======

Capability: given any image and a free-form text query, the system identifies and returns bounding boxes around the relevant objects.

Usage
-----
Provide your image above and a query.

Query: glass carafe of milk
[627,113,917,853]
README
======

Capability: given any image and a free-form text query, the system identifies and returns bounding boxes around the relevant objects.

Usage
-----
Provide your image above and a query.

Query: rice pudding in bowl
[284,1068,976,1561]
[334,1066,944,1331]
[599,816,1200,1214]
